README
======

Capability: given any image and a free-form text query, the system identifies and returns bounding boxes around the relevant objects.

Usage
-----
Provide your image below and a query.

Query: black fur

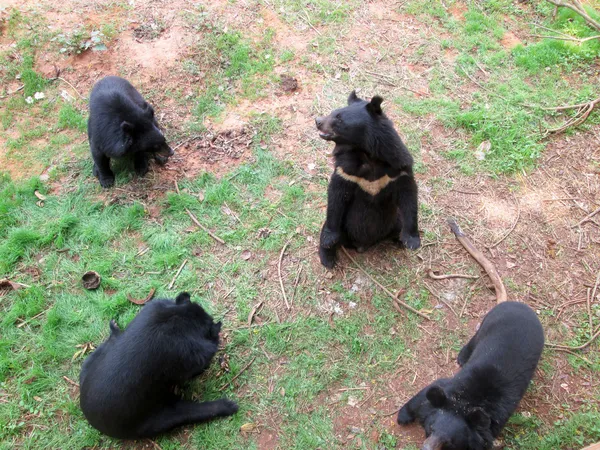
[315,91,420,268]
[397,302,544,450]
[79,293,238,439]
[88,76,173,188]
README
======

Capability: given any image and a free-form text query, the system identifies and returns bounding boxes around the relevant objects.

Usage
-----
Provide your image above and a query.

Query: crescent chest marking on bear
[336,167,406,196]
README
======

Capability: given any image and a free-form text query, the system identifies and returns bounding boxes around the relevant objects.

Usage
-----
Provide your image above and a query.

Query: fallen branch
[427,269,479,280]
[447,218,508,303]
[546,324,600,351]
[185,208,226,245]
[168,259,188,290]
[219,356,256,391]
[545,0,600,32]
[531,33,600,43]
[278,240,292,310]
[544,97,600,135]
[581,442,600,450]
[341,247,431,320]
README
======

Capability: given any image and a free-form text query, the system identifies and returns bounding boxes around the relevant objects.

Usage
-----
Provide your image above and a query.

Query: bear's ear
[366,96,384,115]
[143,102,155,118]
[347,90,361,105]
[121,121,134,134]
[425,386,447,408]
[209,321,222,340]
[466,407,491,430]
[175,292,191,305]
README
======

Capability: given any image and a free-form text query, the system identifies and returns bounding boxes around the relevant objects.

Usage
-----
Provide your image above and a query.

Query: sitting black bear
[315,91,420,268]
[88,76,173,187]
[397,301,544,450]
[79,293,238,439]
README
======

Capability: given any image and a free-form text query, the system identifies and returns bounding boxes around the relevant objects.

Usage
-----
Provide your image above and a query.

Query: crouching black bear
[88,76,173,188]
[397,301,544,450]
[315,91,420,269]
[79,292,238,439]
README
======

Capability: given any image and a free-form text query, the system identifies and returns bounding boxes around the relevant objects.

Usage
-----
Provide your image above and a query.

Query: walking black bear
[88,76,173,187]
[397,301,544,450]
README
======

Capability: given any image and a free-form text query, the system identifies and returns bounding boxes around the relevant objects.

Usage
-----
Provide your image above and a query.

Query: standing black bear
[315,91,420,268]
[79,292,238,439]
[88,76,174,188]
[397,301,544,450]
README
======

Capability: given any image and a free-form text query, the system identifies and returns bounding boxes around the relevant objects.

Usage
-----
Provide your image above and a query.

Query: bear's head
[419,386,493,450]
[175,292,222,344]
[121,103,174,158]
[315,91,385,147]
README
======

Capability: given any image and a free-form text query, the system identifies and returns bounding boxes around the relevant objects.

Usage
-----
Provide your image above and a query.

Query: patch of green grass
[182,10,279,125]
[393,3,600,174]
[269,0,359,25]
[57,104,87,132]
[505,410,600,449]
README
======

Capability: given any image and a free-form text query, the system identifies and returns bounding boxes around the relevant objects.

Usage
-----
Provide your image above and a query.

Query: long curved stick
[447,218,507,303]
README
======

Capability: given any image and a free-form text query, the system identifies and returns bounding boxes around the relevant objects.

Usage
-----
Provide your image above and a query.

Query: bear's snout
[315,117,324,128]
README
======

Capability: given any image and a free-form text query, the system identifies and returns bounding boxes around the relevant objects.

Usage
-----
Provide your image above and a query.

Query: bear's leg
[397,387,427,425]
[457,335,477,366]
[319,222,339,269]
[134,399,238,438]
[92,153,115,188]
[134,152,150,177]
[397,174,421,250]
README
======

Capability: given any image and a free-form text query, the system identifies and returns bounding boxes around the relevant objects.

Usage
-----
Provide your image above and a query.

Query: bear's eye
[335,113,341,120]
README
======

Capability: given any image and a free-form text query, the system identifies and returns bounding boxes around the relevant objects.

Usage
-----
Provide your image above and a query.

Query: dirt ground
[2,0,600,448]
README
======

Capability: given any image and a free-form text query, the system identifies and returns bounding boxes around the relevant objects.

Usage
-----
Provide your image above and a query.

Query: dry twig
[447,218,507,303]
[219,356,256,391]
[546,325,600,351]
[278,240,292,310]
[168,259,188,290]
[531,33,600,43]
[427,269,479,280]
[247,301,264,326]
[545,0,600,32]
[62,376,79,388]
[341,247,431,320]
[185,208,226,245]
[572,206,600,228]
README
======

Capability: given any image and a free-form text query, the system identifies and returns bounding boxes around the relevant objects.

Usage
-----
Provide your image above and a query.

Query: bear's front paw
[98,175,115,188]
[218,399,239,417]
[320,228,341,249]
[319,246,337,269]
[401,232,421,250]
[397,405,415,425]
